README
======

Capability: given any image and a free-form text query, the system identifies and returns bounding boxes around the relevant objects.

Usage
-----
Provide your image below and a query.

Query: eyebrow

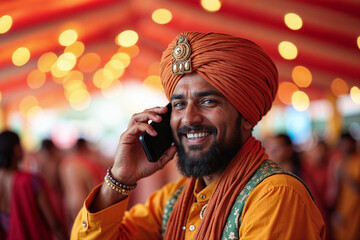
[170,90,224,101]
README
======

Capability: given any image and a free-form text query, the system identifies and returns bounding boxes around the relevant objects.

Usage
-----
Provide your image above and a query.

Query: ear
[242,119,252,131]
[240,118,253,142]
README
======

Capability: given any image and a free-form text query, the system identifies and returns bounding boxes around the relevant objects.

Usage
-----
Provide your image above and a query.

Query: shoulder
[244,174,318,216]
[241,174,325,239]
[250,174,312,202]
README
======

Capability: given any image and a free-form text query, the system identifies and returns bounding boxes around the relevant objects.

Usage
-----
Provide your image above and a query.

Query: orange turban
[160,32,278,126]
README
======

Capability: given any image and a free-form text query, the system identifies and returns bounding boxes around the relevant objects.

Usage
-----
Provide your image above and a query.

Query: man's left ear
[243,119,252,131]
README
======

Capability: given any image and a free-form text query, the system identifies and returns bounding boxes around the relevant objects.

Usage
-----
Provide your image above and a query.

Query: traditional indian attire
[71,149,325,239]
[71,32,325,239]
[5,172,55,239]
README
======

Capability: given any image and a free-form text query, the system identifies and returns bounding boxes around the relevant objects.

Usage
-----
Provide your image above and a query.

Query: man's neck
[202,170,222,186]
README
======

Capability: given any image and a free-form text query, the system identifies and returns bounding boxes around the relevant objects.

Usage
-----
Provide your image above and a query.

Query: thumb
[156,145,177,169]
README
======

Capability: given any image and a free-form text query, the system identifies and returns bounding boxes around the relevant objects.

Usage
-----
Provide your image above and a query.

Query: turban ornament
[171,35,192,75]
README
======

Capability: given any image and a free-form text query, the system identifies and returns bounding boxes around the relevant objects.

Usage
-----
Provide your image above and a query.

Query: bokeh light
[116,30,138,47]
[64,41,85,57]
[57,52,77,71]
[93,69,116,89]
[119,45,139,58]
[152,8,172,24]
[51,62,69,78]
[63,71,84,85]
[111,52,130,68]
[284,13,303,30]
[12,47,31,66]
[69,93,91,111]
[278,41,298,60]
[143,75,163,91]
[0,15,12,34]
[27,69,46,89]
[38,52,57,72]
[63,72,91,111]
[68,88,90,104]
[292,66,312,88]
[78,52,101,73]
[350,86,360,104]
[59,29,78,46]
[64,79,85,93]
[331,78,349,96]
[201,0,221,12]
[278,81,299,105]
[357,36,360,50]
[292,90,310,111]
[104,60,125,79]
[19,96,40,116]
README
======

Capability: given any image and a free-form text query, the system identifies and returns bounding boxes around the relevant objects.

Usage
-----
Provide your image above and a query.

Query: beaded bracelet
[104,168,137,195]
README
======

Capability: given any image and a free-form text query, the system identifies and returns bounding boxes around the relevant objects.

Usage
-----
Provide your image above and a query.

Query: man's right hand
[90,105,177,212]
[111,105,177,185]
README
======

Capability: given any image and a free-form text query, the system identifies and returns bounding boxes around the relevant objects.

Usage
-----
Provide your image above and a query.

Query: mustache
[177,124,217,135]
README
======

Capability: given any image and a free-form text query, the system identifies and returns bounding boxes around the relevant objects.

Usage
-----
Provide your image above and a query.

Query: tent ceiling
[0,0,359,110]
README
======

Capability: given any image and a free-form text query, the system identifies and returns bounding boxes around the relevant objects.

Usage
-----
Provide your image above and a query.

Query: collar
[193,177,220,203]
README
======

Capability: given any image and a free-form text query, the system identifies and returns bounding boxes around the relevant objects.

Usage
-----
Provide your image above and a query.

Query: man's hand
[111,105,177,185]
[90,105,177,212]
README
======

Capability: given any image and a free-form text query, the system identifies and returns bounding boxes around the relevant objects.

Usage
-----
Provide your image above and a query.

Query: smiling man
[71,32,325,240]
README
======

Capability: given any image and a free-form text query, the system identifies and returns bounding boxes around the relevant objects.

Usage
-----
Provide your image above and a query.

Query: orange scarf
[163,136,268,239]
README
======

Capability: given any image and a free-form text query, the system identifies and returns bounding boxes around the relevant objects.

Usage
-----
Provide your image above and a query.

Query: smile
[186,131,210,139]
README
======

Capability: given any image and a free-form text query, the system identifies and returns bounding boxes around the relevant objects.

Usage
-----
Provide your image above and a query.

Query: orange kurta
[71,173,325,240]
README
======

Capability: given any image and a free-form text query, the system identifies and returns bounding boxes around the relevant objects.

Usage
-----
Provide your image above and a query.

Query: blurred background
[1,0,360,238]
[1,0,359,153]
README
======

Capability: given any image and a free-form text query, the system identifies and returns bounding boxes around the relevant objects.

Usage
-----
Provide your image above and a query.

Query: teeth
[186,132,209,139]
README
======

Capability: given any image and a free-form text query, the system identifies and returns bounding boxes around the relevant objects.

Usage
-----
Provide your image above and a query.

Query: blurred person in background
[35,139,68,231]
[302,139,332,240]
[36,139,64,197]
[265,133,302,177]
[0,130,67,240]
[60,138,106,226]
[328,133,360,240]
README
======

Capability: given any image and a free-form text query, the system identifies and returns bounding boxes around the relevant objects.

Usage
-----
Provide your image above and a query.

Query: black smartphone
[139,103,174,162]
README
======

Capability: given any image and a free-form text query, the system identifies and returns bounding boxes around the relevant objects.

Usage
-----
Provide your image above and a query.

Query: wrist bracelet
[104,168,137,195]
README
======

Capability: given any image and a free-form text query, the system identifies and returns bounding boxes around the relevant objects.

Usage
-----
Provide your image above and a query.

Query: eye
[172,101,186,110]
[201,98,218,107]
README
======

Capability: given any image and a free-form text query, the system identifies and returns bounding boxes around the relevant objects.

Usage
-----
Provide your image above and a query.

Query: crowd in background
[0,129,359,239]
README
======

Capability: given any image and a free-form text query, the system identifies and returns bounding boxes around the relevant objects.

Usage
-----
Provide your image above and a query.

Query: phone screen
[139,103,174,162]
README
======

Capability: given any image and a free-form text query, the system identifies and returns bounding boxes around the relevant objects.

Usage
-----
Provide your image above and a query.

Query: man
[71,32,325,239]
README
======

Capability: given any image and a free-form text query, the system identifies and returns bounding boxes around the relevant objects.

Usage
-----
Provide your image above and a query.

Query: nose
[182,102,203,126]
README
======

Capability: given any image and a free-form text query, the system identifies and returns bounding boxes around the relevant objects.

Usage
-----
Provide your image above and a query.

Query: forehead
[173,72,220,95]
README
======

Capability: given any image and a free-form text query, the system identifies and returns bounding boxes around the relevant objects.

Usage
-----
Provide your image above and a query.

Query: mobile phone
[139,103,174,162]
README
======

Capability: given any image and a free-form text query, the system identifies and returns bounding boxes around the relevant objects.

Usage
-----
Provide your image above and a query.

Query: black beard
[174,120,243,178]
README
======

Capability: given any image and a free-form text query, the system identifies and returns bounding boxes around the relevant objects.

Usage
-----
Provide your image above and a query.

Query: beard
[174,116,243,178]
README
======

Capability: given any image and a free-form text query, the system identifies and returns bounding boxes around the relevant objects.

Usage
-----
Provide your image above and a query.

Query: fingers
[121,105,170,144]
[128,106,169,127]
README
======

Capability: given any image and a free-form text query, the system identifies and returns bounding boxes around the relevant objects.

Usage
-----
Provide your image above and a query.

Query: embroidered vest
[161,160,311,239]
